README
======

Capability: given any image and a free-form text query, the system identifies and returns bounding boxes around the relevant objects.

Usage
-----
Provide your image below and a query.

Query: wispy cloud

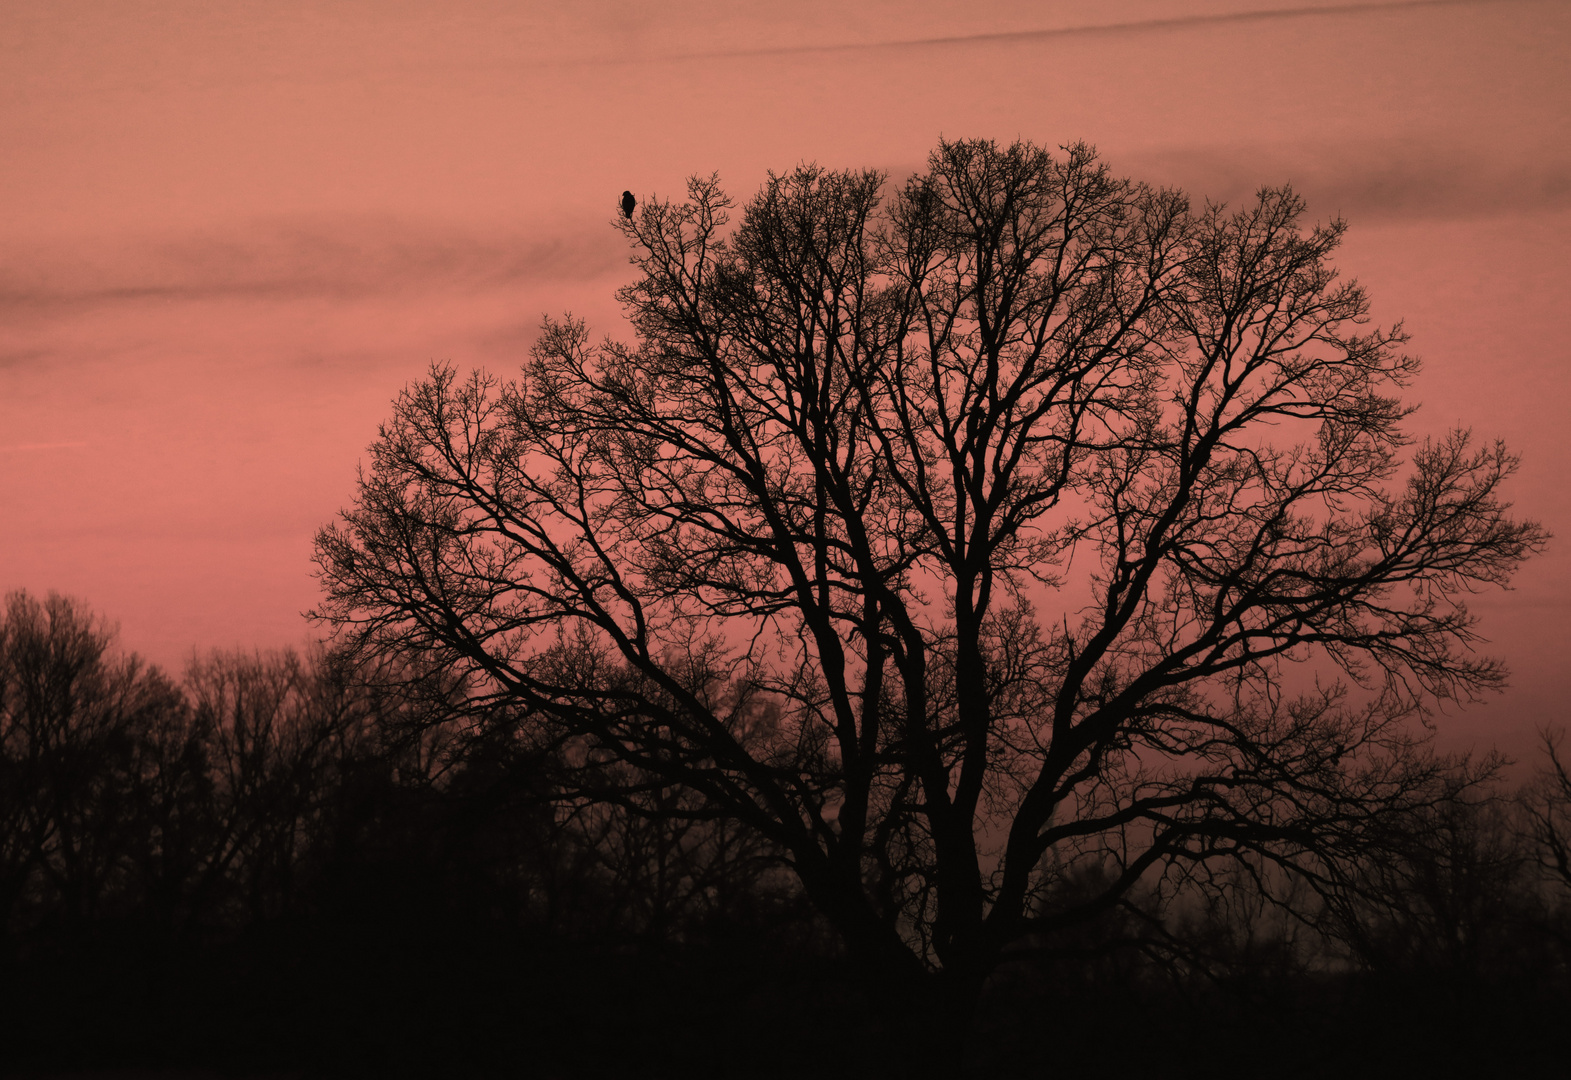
[0,217,628,312]
[659,0,1526,62]
[0,442,89,452]
[0,349,51,371]
[1123,140,1571,221]
[3,131,1563,325]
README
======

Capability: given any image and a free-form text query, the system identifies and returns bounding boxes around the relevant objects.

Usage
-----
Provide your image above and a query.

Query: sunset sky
[2,0,1566,761]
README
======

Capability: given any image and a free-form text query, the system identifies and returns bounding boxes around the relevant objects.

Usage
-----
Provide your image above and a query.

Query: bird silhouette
[621,191,636,219]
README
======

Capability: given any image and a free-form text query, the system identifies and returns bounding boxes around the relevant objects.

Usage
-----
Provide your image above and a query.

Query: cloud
[657,0,1524,62]
[0,217,629,312]
[1119,140,1571,222]
[0,348,52,371]
[4,133,1563,326]
[0,441,89,452]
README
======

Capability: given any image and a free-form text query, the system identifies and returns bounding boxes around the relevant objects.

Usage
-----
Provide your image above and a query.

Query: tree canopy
[312,138,1544,1001]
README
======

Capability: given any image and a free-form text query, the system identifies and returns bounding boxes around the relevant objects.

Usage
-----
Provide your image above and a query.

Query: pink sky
[2,0,1567,762]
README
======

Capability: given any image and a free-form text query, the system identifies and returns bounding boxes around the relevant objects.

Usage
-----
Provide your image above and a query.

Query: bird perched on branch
[621,191,636,219]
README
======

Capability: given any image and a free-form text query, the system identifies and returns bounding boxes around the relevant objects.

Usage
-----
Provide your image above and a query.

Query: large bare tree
[312,139,1543,1020]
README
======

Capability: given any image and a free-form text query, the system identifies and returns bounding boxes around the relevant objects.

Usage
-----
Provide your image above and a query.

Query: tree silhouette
[312,138,1544,1047]
[1525,729,1571,892]
[0,591,184,938]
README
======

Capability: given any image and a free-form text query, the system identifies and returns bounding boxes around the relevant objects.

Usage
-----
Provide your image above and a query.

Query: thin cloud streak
[1124,141,1571,221]
[0,442,89,452]
[3,140,1565,321]
[657,0,1526,63]
[0,219,629,312]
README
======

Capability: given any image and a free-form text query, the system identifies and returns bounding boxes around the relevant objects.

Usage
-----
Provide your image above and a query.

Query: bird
[621,190,636,219]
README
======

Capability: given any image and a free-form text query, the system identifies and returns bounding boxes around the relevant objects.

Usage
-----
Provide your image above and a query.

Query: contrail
[660,0,1526,62]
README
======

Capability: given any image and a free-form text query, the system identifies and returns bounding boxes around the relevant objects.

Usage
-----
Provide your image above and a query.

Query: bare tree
[1525,728,1571,893]
[312,138,1544,1034]
[0,591,184,936]
[1319,785,1536,981]
[178,647,378,928]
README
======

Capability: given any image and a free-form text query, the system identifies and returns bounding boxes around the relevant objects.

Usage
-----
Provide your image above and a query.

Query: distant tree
[177,646,384,929]
[0,591,184,937]
[312,138,1544,1048]
[1319,785,1540,982]
[1524,729,1571,894]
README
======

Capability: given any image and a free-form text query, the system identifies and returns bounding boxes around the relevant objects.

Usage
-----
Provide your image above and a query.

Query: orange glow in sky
[3,0,1567,760]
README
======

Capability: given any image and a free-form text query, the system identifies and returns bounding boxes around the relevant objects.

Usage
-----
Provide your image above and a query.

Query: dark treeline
[0,590,836,1078]
[3,588,1569,1077]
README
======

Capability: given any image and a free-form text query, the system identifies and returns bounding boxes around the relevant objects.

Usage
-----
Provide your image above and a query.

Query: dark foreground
[4,924,1567,1079]
[2,598,1568,1077]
